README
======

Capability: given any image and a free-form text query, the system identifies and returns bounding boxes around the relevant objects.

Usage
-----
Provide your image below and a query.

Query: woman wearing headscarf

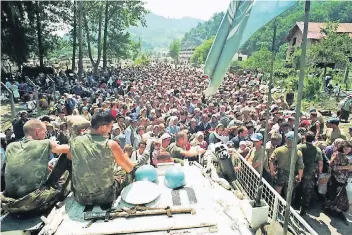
[324,141,352,223]
[81,106,92,121]
[166,116,180,136]
[190,132,208,149]
[208,124,226,145]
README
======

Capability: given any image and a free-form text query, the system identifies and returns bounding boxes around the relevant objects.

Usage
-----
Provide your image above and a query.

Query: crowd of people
[1,63,351,223]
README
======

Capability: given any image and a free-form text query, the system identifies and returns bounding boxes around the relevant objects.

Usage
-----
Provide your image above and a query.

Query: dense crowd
[1,63,352,222]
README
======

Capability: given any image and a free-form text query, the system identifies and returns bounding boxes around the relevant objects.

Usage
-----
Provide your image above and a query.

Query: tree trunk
[78,0,83,80]
[36,2,44,71]
[103,1,109,71]
[83,3,103,76]
[72,1,77,71]
[323,65,327,77]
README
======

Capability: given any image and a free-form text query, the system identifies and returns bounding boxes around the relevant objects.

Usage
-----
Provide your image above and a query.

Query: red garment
[185,142,191,151]
[111,109,117,118]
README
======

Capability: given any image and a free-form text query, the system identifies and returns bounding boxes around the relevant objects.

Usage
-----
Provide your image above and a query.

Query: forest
[1,0,148,73]
[181,1,352,54]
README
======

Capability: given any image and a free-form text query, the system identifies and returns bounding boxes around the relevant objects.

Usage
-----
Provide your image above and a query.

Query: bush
[134,54,150,66]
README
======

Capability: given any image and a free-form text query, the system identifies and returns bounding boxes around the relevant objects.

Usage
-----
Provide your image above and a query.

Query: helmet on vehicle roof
[164,166,186,189]
[135,165,158,182]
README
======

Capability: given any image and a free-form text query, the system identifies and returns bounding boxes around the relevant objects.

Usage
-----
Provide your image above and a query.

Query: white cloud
[145,0,230,20]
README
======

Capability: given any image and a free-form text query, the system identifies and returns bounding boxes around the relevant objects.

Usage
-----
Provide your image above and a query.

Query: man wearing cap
[324,118,346,145]
[293,131,323,215]
[269,131,304,194]
[245,133,266,173]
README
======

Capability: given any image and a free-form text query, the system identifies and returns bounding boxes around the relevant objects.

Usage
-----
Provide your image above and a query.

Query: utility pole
[343,60,350,90]
[283,1,310,234]
[255,20,277,207]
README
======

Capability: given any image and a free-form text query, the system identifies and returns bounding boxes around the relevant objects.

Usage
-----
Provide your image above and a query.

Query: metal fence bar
[233,155,318,235]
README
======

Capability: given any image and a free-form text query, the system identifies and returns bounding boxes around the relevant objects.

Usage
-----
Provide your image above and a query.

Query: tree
[190,37,214,65]
[83,1,104,75]
[78,0,83,80]
[72,1,77,71]
[169,39,180,64]
[241,47,272,73]
[308,22,352,76]
[134,53,150,66]
[1,1,35,68]
[181,12,224,49]
[32,1,72,70]
[102,0,147,70]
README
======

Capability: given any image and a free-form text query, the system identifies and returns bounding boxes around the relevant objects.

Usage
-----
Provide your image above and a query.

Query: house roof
[286,22,352,41]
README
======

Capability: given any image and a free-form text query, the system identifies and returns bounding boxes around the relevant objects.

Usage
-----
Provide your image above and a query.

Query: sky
[145,0,231,21]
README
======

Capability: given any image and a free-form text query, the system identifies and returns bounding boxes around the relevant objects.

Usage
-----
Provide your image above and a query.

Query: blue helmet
[135,165,158,182]
[164,166,186,189]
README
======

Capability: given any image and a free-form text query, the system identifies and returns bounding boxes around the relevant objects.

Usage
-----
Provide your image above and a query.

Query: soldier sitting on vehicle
[68,111,137,206]
[1,119,70,215]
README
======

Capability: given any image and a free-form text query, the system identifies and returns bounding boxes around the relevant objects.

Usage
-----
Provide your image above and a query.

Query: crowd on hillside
[1,63,352,222]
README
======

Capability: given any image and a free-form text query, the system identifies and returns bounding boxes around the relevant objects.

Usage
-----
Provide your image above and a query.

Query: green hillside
[129,13,204,51]
[181,1,352,54]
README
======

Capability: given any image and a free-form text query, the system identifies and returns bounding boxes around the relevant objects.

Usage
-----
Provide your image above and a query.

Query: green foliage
[169,39,181,63]
[241,47,272,73]
[190,37,214,65]
[182,1,352,55]
[242,1,352,54]
[1,1,34,65]
[134,53,150,66]
[181,12,224,49]
[1,1,72,66]
[308,22,352,66]
[287,47,302,69]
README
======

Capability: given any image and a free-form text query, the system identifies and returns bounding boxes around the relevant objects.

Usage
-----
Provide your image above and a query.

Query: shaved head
[23,120,46,139]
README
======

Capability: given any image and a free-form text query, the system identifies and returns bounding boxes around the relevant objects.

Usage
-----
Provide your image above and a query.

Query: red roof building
[285,22,352,61]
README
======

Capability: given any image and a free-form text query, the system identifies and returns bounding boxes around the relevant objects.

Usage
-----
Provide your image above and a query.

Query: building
[179,48,195,63]
[233,53,248,62]
[285,22,352,61]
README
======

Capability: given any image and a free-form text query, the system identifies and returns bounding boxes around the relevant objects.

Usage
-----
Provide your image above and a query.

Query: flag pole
[283,1,310,234]
[254,19,277,207]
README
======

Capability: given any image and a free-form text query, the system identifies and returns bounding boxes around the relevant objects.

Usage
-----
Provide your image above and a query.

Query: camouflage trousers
[292,177,315,209]
[73,168,134,206]
[0,171,70,215]
[274,168,290,187]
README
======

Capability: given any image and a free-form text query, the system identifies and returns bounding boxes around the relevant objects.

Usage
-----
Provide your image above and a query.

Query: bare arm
[269,162,275,176]
[318,160,323,174]
[297,169,303,181]
[182,148,205,158]
[109,140,135,173]
[50,141,70,154]
[252,162,261,169]
[316,121,321,137]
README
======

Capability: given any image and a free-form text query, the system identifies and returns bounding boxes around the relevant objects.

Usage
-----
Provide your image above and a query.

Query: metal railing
[233,155,318,235]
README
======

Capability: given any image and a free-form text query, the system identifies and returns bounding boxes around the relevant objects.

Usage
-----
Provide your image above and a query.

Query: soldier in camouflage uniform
[294,131,323,215]
[69,111,139,206]
[1,120,70,214]
[269,131,304,195]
